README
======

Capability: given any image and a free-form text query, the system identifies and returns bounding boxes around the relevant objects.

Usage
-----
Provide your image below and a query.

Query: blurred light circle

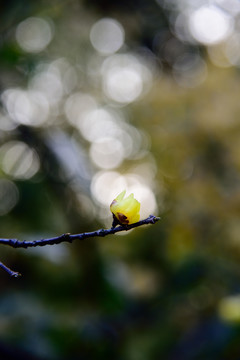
[174,12,195,43]
[77,108,121,142]
[91,170,123,206]
[0,141,40,179]
[104,67,142,103]
[90,18,125,55]
[102,54,151,104]
[189,6,233,45]
[90,137,124,169]
[30,67,64,104]
[16,17,53,53]
[30,59,78,101]
[64,93,97,126]
[48,58,79,94]
[0,179,19,216]
[2,88,49,127]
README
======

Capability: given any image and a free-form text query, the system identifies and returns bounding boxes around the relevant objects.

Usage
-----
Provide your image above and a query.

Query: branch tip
[149,215,160,223]
[0,262,21,278]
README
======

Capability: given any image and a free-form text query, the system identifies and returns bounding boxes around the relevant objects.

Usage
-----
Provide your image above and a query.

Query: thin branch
[0,215,160,277]
[0,215,160,249]
[0,262,21,278]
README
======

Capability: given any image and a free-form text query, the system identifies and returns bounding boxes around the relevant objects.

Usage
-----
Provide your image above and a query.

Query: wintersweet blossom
[110,190,140,225]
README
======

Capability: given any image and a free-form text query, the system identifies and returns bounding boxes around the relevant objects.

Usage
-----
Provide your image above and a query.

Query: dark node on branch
[97,229,106,237]
[0,215,160,277]
[111,213,121,229]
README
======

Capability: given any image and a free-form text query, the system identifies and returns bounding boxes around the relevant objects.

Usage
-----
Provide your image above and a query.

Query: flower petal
[110,190,140,225]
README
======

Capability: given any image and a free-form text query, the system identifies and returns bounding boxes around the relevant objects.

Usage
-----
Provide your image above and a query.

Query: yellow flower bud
[110,190,140,225]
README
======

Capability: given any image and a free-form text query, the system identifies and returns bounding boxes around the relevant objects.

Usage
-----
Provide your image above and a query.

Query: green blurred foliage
[1,1,240,360]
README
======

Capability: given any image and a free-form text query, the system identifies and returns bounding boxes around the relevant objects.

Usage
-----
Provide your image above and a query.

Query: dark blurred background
[1,0,240,359]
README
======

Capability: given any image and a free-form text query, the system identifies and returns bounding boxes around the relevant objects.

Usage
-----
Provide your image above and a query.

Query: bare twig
[0,215,160,248]
[0,215,160,277]
[0,262,21,278]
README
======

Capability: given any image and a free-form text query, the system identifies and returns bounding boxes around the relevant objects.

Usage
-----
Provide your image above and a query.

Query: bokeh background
[1,0,240,359]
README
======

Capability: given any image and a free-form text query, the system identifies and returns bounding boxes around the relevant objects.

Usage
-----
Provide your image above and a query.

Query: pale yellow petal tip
[115,190,126,201]
[110,190,141,225]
